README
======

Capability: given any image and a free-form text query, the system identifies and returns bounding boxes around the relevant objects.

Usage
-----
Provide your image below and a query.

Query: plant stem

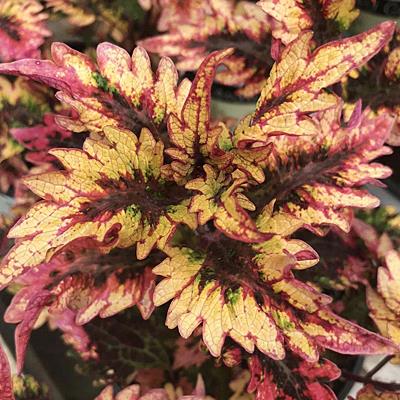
[364,355,394,379]
[342,370,400,391]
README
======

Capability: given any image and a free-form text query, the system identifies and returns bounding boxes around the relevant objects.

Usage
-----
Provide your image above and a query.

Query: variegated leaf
[0,0,50,62]
[367,250,400,356]
[45,0,128,42]
[153,244,396,360]
[234,22,394,146]
[0,43,183,134]
[253,103,393,234]
[166,49,233,183]
[259,0,359,45]
[186,166,268,242]
[139,0,273,98]
[247,354,340,400]
[0,126,195,287]
[0,343,14,400]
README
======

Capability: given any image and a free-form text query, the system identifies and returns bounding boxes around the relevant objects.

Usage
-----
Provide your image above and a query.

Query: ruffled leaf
[166,49,233,182]
[11,113,72,165]
[94,376,209,400]
[153,243,396,360]
[186,166,268,242]
[0,76,50,193]
[5,244,163,369]
[377,250,400,314]
[11,375,50,400]
[45,0,128,42]
[247,354,340,400]
[385,47,400,81]
[0,43,183,134]
[259,0,359,45]
[301,309,397,355]
[0,126,195,287]
[257,0,313,46]
[15,291,51,373]
[140,0,273,98]
[253,102,393,234]
[234,22,395,146]
[322,0,360,31]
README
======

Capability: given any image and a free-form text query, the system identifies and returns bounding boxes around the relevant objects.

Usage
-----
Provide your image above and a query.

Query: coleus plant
[140,0,361,98]
[0,4,399,400]
[44,0,147,44]
[140,0,273,98]
[0,0,50,62]
[345,27,400,144]
[258,0,360,46]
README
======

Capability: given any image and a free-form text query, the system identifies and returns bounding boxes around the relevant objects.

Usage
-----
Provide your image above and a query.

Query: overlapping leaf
[12,375,50,400]
[140,0,273,98]
[0,126,196,288]
[0,0,50,62]
[0,11,398,400]
[257,0,313,46]
[233,22,395,145]
[186,166,268,242]
[95,376,209,400]
[5,244,163,372]
[164,49,233,183]
[367,250,400,360]
[152,0,208,31]
[345,30,400,145]
[0,42,185,134]
[153,243,396,360]
[45,0,128,42]
[11,112,73,165]
[0,76,50,193]
[322,0,360,30]
[247,354,340,400]
[258,0,359,46]
[0,350,50,400]
[161,49,273,242]
[251,102,393,235]
[385,47,400,81]
[163,47,271,190]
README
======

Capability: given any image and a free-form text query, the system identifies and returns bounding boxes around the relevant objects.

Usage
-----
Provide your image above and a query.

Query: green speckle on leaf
[165,205,176,213]
[126,205,140,217]
[198,267,216,286]
[92,72,118,95]
[185,248,204,264]
[225,287,241,305]
[273,311,295,331]
[144,167,155,181]
[219,137,233,152]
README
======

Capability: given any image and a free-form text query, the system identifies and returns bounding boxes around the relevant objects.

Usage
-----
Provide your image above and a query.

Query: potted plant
[0,1,400,399]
